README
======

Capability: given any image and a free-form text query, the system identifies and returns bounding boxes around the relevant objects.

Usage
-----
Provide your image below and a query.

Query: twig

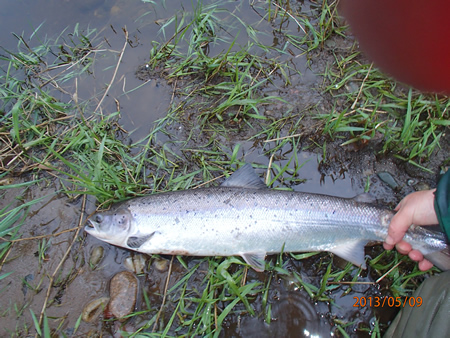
[152,255,174,332]
[194,174,225,189]
[272,2,306,34]
[326,261,403,286]
[93,28,129,114]
[36,194,86,334]
[39,49,97,89]
[376,261,402,284]
[0,226,80,243]
[327,281,375,285]
[351,63,373,110]
[0,243,13,273]
[265,153,275,185]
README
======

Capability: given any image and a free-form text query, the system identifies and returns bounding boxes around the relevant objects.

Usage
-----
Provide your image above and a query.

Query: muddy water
[0,0,445,337]
[0,0,174,143]
[0,0,322,143]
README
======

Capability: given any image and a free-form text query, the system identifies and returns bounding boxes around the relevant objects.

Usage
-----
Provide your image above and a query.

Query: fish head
[85,208,133,245]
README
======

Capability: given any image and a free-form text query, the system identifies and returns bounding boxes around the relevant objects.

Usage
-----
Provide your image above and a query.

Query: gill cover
[86,208,133,242]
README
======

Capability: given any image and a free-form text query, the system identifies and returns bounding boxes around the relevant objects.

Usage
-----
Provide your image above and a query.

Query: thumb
[385,204,414,247]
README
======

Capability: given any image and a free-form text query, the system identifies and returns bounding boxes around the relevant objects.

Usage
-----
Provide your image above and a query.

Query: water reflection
[223,276,333,337]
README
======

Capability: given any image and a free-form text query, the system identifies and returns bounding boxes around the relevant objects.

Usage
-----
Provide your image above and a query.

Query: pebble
[153,257,169,272]
[82,297,110,323]
[407,179,416,186]
[124,254,147,274]
[108,271,138,320]
[325,39,336,49]
[377,172,400,190]
[414,181,430,191]
[89,246,104,268]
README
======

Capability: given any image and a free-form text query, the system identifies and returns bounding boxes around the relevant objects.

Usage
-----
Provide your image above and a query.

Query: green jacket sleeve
[435,170,450,241]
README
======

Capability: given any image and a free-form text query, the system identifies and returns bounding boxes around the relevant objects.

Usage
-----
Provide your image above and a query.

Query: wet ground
[0,0,449,337]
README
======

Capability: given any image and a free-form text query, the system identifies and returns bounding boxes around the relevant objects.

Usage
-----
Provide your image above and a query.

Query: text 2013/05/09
[353,296,422,308]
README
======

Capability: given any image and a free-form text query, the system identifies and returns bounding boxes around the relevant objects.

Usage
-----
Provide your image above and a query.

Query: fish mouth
[84,219,98,234]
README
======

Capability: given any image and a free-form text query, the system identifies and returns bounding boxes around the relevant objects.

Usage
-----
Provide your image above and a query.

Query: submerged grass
[0,0,448,337]
[0,181,52,275]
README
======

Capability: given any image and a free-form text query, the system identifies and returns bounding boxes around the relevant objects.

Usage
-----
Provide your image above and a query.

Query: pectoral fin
[329,240,369,269]
[240,251,267,272]
[127,233,155,249]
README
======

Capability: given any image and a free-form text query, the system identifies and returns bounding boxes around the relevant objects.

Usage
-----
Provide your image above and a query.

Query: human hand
[383,189,439,271]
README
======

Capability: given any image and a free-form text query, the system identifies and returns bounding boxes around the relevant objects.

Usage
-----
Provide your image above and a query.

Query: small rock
[89,246,104,268]
[108,271,138,320]
[82,297,110,323]
[154,257,169,272]
[414,181,430,191]
[325,39,336,49]
[407,179,416,186]
[124,254,147,274]
[22,274,34,297]
[377,172,400,190]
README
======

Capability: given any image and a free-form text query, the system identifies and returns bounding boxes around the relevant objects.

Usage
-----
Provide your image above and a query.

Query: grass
[0,0,448,337]
[321,57,449,170]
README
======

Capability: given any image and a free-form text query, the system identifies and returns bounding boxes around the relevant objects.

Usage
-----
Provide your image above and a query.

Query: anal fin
[240,251,267,272]
[329,240,369,269]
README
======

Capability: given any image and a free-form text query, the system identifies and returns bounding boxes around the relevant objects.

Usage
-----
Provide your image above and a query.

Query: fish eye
[95,214,104,223]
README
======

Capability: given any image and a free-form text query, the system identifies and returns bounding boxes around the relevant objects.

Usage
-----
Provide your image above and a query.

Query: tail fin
[425,249,450,271]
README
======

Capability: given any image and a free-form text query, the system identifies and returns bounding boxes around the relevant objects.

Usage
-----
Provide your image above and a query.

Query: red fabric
[340,0,450,94]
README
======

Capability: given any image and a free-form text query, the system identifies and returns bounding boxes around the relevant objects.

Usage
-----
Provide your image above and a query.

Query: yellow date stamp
[353,296,423,308]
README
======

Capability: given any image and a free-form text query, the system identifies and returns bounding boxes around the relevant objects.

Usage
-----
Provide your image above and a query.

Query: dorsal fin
[221,164,267,189]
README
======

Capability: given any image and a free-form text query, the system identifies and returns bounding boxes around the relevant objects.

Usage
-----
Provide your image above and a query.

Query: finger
[418,259,434,271]
[396,241,412,255]
[386,209,413,246]
[383,242,395,250]
[393,200,403,212]
[408,249,424,262]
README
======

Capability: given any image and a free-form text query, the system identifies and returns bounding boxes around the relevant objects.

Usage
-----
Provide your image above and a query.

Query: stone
[108,271,138,320]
